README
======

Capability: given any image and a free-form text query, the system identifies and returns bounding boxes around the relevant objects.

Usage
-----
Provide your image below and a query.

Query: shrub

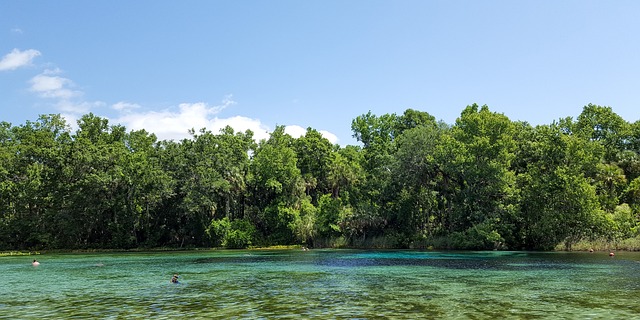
[207,218,256,249]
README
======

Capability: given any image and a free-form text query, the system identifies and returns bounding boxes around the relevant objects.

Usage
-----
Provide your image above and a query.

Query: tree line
[1,104,639,251]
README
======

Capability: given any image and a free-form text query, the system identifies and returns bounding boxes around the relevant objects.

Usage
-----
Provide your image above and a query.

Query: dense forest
[2,104,640,251]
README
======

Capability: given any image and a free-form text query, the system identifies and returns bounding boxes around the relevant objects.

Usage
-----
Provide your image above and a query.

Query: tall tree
[388,115,445,244]
[575,104,630,162]
[248,126,304,244]
[293,128,334,204]
[516,123,605,250]
[446,104,517,249]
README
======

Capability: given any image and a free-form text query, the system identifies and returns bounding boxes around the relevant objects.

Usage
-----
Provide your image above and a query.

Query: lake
[2,250,639,319]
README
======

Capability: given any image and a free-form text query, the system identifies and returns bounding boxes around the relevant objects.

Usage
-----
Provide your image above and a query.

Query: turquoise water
[2,250,640,319]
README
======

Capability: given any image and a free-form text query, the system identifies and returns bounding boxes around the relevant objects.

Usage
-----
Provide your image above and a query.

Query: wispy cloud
[0,48,41,71]
[12,49,340,144]
[28,68,104,121]
[10,28,23,35]
[57,100,105,115]
[216,94,236,113]
[112,101,141,112]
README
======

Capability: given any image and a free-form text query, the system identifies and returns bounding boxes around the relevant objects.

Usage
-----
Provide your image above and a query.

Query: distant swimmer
[32,259,40,266]
[171,274,180,283]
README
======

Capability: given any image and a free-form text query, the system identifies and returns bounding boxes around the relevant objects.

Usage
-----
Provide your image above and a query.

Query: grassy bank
[555,236,640,252]
[6,235,640,253]
[0,251,40,257]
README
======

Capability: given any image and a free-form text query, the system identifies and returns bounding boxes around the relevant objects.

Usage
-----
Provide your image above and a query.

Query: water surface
[2,250,639,319]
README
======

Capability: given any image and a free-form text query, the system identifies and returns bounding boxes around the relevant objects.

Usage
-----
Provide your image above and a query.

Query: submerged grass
[4,249,640,318]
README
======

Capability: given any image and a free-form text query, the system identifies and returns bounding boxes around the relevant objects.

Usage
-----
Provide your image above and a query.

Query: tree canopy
[2,104,640,250]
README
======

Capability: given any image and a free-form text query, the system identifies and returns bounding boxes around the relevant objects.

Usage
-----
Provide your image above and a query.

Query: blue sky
[1,1,639,145]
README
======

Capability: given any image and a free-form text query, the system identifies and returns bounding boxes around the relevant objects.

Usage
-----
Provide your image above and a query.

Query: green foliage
[316,194,345,237]
[249,126,303,209]
[294,128,334,203]
[448,226,504,250]
[594,163,627,212]
[609,204,638,240]
[291,198,317,245]
[207,217,256,249]
[575,104,630,161]
[516,128,605,250]
[207,217,231,247]
[445,104,517,248]
[2,104,639,251]
[625,177,640,210]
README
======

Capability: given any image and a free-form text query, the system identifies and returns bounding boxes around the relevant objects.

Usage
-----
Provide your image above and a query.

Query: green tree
[248,126,304,244]
[122,129,173,247]
[156,126,254,248]
[446,104,517,249]
[594,163,627,213]
[388,120,444,243]
[293,128,334,203]
[516,123,605,250]
[575,104,630,162]
[1,115,72,249]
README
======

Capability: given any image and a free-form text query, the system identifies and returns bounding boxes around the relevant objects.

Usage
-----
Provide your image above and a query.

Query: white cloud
[0,48,40,71]
[283,125,339,144]
[27,69,104,118]
[11,28,23,34]
[42,68,63,75]
[284,125,306,138]
[60,113,80,132]
[112,101,141,112]
[319,130,339,144]
[217,94,236,113]
[107,96,339,144]
[209,116,272,142]
[56,100,105,114]
[29,71,81,99]
[112,98,270,142]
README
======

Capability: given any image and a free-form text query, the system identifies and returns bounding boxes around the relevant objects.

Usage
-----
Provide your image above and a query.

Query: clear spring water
[2,250,639,319]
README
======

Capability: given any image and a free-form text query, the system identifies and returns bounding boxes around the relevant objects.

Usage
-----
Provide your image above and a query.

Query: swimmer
[32,259,40,266]
[171,274,179,283]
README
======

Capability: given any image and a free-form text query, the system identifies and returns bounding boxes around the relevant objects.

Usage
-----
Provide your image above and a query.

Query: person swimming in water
[170,274,179,283]
[32,259,40,266]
